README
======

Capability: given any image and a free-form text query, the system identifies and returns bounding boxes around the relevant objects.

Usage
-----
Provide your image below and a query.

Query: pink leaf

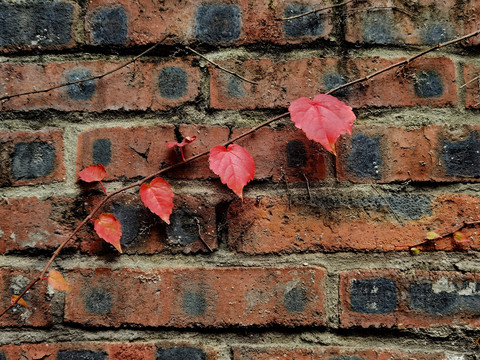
[140,177,174,224]
[79,164,107,182]
[94,213,122,253]
[289,94,356,155]
[166,136,197,148]
[209,144,255,198]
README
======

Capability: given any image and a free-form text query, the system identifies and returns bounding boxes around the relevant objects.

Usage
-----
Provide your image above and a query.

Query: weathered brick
[233,347,447,360]
[0,268,52,327]
[227,193,480,254]
[0,59,199,112]
[84,0,334,47]
[0,129,65,187]
[0,342,218,360]
[64,267,325,327]
[0,0,78,52]
[210,57,456,110]
[340,270,480,328]
[345,0,472,46]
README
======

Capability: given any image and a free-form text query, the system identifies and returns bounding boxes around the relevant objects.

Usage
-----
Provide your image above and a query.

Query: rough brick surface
[340,270,480,328]
[0,342,218,360]
[210,57,456,110]
[0,268,52,327]
[233,347,447,360]
[227,193,480,254]
[64,267,325,327]
[0,59,200,112]
[0,129,65,187]
[464,62,480,108]
[0,0,78,52]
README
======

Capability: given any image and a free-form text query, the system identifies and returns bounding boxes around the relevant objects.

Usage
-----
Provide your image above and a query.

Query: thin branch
[185,46,258,85]
[0,35,168,103]
[346,6,416,18]
[282,0,356,20]
[371,184,403,225]
[326,28,480,96]
[194,217,214,252]
[460,74,480,89]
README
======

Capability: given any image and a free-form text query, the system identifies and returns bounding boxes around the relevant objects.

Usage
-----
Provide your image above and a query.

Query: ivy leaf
[454,231,470,243]
[11,295,29,311]
[47,270,71,292]
[94,213,123,253]
[140,177,174,224]
[209,144,255,198]
[165,136,197,148]
[288,94,356,155]
[78,164,107,182]
[426,231,439,240]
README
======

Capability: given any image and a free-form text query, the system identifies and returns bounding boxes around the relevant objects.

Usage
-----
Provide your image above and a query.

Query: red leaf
[140,177,174,224]
[47,270,71,292]
[289,94,356,155]
[209,144,255,198]
[94,213,122,253]
[166,136,197,148]
[79,164,107,182]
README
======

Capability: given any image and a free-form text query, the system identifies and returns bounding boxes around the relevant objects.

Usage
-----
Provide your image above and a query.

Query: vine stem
[3,27,480,318]
[282,0,357,20]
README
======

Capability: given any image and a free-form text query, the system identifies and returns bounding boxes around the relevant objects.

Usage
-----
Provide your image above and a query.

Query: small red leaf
[79,164,107,182]
[209,144,255,198]
[11,295,29,310]
[289,94,356,155]
[166,136,197,148]
[94,213,122,253]
[140,177,174,224]
[47,270,71,292]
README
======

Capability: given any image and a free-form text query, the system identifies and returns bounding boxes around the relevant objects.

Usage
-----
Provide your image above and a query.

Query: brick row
[0,342,218,360]
[64,267,326,328]
[233,347,447,360]
[0,193,220,255]
[340,270,480,328]
[2,0,480,52]
[0,59,199,112]
[209,57,457,109]
[227,193,480,254]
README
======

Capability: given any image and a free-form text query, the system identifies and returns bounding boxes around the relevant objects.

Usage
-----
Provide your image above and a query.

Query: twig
[346,6,416,18]
[302,172,312,201]
[371,184,403,225]
[282,0,356,20]
[460,74,480,89]
[194,217,213,252]
[0,35,168,103]
[185,46,258,85]
[326,28,480,96]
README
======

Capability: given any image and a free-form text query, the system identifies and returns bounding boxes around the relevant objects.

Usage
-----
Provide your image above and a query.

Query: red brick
[464,62,480,108]
[0,268,52,327]
[227,193,480,254]
[210,57,456,110]
[0,197,75,254]
[345,0,468,46]
[0,59,199,112]
[84,0,334,47]
[80,192,219,254]
[0,342,218,360]
[64,267,325,327]
[233,347,447,360]
[340,269,480,328]
[0,129,65,187]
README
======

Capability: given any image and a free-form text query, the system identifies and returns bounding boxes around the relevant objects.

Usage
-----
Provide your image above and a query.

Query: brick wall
[1,0,479,359]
